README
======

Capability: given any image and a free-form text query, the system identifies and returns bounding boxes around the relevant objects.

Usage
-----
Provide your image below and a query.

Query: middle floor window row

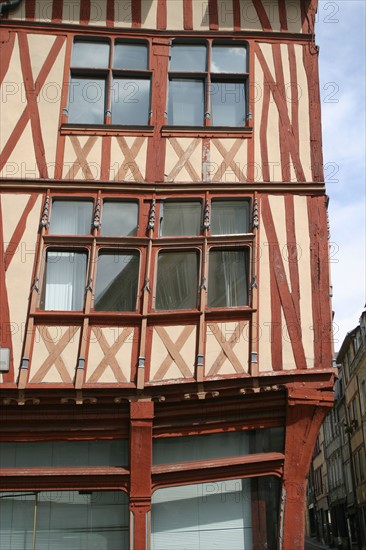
[41,247,250,312]
[47,198,251,237]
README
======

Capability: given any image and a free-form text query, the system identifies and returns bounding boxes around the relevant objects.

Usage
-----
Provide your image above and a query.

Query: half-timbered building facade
[0,1,334,548]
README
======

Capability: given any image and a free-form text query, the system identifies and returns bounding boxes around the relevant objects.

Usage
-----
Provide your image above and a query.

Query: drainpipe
[0,0,22,16]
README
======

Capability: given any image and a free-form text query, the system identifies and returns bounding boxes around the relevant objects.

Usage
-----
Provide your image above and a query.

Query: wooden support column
[130,401,154,550]
[282,386,333,549]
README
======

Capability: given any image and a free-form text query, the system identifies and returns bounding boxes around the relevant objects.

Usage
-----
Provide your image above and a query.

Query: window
[208,249,249,307]
[68,39,151,125]
[40,195,252,313]
[101,201,138,236]
[159,201,202,236]
[49,200,93,235]
[41,250,87,311]
[155,251,199,310]
[0,491,129,550]
[151,476,280,550]
[168,41,248,127]
[94,251,140,311]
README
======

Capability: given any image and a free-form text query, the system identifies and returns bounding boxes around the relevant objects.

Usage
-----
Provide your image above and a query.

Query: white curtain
[208,249,248,307]
[156,251,198,310]
[151,479,253,550]
[44,251,86,311]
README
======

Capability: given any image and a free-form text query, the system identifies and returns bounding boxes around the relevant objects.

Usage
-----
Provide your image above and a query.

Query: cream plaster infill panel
[165,138,202,183]
[5,195,42,372]
[0,194,31,246]
[0,34,23,150]
[88,0,107,26]
[167,0,184,30]
[258,215,272,372]
[205,322,249,376]
[86,327,134,383]
[240,1,263,31]
[35,0,53,22]
[210,138,248,183]
[217,0,234,29]
[268,195,291,288]
[62,135,102,180]
[258,43,275,80]
[114,0,133,27]
[266,94,282,182]
[110,136,147,182]
[280,43,292,126]
[150,325,195,381]
[0,121,39,180]
[263,0,280,32]
[287,0,303,34]
[38,41,66,177]
[27,34,57,82]
[294,195,314,368]
[141,0,158,29]
[29,326,80,383]
[295,44,312,182]
[281,309,297,371]
[62,0,81,24]
[253,59,264,176]
[193,0,210,31]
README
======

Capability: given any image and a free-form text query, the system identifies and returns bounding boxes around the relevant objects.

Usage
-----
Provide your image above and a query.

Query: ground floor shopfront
[0,378,333,549]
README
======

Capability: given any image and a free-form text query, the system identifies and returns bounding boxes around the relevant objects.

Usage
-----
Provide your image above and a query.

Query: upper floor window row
[68,39,151,125]
[66,38,249,128]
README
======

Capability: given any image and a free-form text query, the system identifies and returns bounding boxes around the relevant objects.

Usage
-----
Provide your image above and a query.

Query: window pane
[0,440,129,468]
[68,77,106,124]
[168,80,204,126]
[111,78,150,125]
[114,43,148,69]
[101,201,138,236]
[170,44,206,71]
[211,81,246,126]
[160,201,201,236]
[0,491,129,550]
[211,200,250,234]
[71,41,110,68]
[42,251,87,311]
[50,201,93,235]
[94,251,139,311]
[151,477,281,550]
[208,249,248,307]
[153,427,285,465]
[212,45,247,73]
[156,251,198,310]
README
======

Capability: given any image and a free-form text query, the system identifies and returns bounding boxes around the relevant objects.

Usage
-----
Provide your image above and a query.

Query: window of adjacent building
[155,251,199,310]
[208,248,249,308]
[159,201,202,236]
[41,250,87,311]
[0,491,129,550]
[68,39,151,125]
[101,201,138,236]
[49,200,93,235]
[151,476,280,550]
[94,251,139,311]
[168,42,248,127]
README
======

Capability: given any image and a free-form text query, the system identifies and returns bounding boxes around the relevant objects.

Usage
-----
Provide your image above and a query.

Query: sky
[316,1,366,349]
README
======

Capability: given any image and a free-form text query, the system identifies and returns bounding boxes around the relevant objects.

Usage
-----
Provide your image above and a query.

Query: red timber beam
[0,29,15,86]
[157,0,167,30]
[132,0,142,28]
[183,0,193,30]
[252,0,272,31]
[278,0,288,32]
[130,401,154,550]
[208,0,219,30]
[307,195,332,368]
[302,0,318,34]
[282,385,333,549]
[79,0,91,25]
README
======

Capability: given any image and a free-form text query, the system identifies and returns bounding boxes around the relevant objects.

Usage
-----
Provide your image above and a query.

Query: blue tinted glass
[111,78,150,125]
[168,80,204,126]
[170,44,206,71]
[68,77,106,124]
[71,41,110,68]
[211,46,247,73]
[211,81,245,126]
[114,43,148,69]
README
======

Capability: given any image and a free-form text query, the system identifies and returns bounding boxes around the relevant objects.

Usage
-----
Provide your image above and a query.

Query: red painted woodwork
[183,0,193,30]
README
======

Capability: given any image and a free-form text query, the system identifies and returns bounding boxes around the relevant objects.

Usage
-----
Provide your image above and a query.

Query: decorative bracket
[40,195,50,228]
[203,200,210,230]
[93,198,101,229]
[252,198,259,230]
[148,199,156,231]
